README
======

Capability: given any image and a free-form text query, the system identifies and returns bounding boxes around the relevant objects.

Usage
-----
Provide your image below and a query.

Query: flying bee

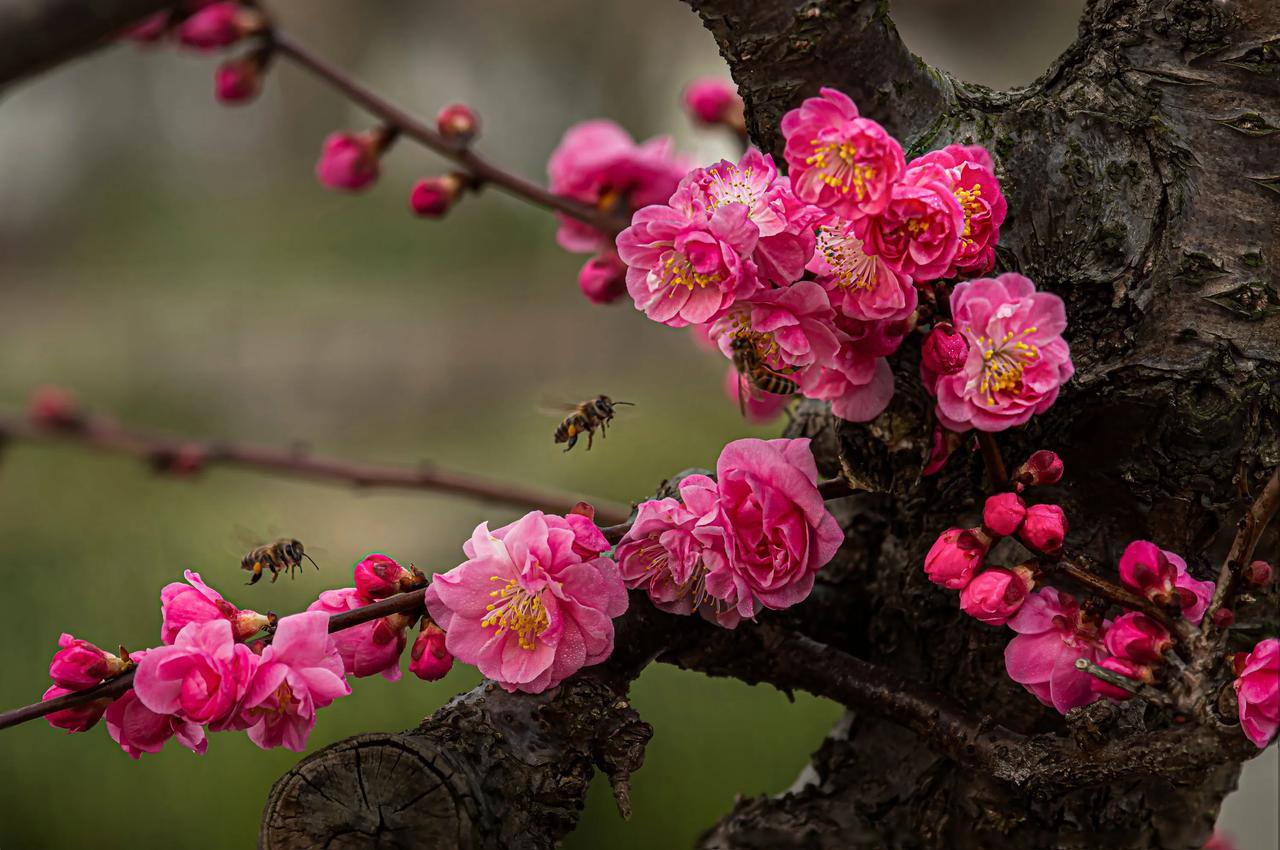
[553,395,633,452]
[241,538,318,585]
[730,335,798,416]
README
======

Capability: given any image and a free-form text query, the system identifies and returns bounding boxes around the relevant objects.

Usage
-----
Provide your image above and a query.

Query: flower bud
[49,634,126,691]
[921,322,970,377]
[1014,450,1064,489]
[28,385,81,429]
[1211,607,1235,628]
[1118,540,1178,604]
[924,527,991,590]
[177,2,265,50]
[982,492,1026,537]
[1090,657,1152,701]
[124,12,170,43]
[959,565,1034,625]
[569,501,595,520]
[408,621,453,681]
[436,103,478,142]
[1104,612,1171,664]
[578,252,627,304]
[409,174,464,218]
[353,554,410,600]
[215,54,262,104]
[43,685,109,733]
[682,78,742,126]
[1245,560,1273,588]
[316,129,389,192]
[1020,504,1067,554]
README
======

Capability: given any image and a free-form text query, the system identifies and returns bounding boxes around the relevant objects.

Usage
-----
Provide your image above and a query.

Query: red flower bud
[316,129,389,192]
[409,174,464,218]
[177,2,265,50]
[408,621,453,681]
[578,252,628,304]
[1020,504,1067,555]
[1104,612,1171,664]
[49,634,126,691]
[1211,607,1235,628]
[921,322,969,377]
[1245,560,1273,588]
[1014,450,1064,489]
[959,565,1034,625]
[1118,540,1178,604]
[353,554,410,600]
[215,54,262,104]
[982,492,1026,537]
[28,385,80,428]
[924,527,992,590]
[682,78,742,126]
[435,103,478,143]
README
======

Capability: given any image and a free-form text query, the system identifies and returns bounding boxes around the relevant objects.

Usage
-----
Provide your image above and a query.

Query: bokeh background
[1,1,1274,847]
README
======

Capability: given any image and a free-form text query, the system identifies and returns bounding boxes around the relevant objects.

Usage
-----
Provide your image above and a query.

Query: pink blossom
[548,119,688,253]
[578,252,628,304]
[683,78,742,126]
[409,175,462,218]
[907,144,1007,277]
[133,619,256,727]
[237,611,350,752]
[1165,549,1215,625]
[1091,657,1153,701]
[795,338,895,423]
[436,103,478,142]
[960,566,1034,625]
[161,570,268,646]
[982,492,1027,537]
[1204,831,1238,850]
[933,274,1074,432]
[424,511,629,693]
[307,588,410,681]
[920,322,969,378]
[704,439,843,618]
[1020,504,1067,555]
[177,2,255,50]
[710,281,841,376]
[808,214,916,322]
[214,56,260,105]
[838,312,911,359]
[617,186,761,327]
[780,87,904,219]
[1118,541,1178,604]
[43,685,110,732]
[854,163,963,282]
[1104,612,1171,664]
[1014,449,1064,488]
[722,366,789,423]
[1004,587,1108,714]
[49,634,126,691]
[104,650,207,759]
[409,621,454,681]
[315,131,383,192]
[923,527,991,590]
[1233,638,1278,747]
[553,512,612,561]
[353,554,410,600]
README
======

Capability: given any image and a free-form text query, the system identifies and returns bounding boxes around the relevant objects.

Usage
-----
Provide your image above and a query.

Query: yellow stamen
[805,140,874,199]
[482,576,550,650]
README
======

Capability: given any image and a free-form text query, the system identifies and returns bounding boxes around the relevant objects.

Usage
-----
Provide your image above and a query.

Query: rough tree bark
[250,0,1273,846]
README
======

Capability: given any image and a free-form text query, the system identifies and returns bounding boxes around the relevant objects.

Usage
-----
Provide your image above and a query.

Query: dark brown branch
[0,408,631,524]
[1204,465,1280,637]
[269,32,629,234]
[0,0,171,88]
[975,432,1010,490]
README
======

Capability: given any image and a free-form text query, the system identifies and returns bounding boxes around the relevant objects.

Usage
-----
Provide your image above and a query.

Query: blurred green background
[0,1,1273,847]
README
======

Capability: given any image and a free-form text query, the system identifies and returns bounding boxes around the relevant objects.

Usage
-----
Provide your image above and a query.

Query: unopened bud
[1104,612,1171,664]
[1118,540,1178,604]
[49,634,127,691]
[316,128,390,192]
[959,565,1033,625]
[924,527,992,590]
[169,443,207,476]
[569,501,596,520]
[28,385,81,429]
[409,174,464,218]
[436,103,478,142]
[215,53,264,104]
[409,621,453,681]
[177,2,266,50]
[578,252,627,304]
[1245,560,1273,588]
[1014,450,1064,489]
[43,686,109,733]
[1019,503,1067,555]
[921,322,969,376]
[982,492,1026,537]
[1211,607,1235,628]
[682,78,743,128]
[353,554,411,600]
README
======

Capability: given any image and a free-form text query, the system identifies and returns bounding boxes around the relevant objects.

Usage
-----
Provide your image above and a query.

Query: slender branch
[0,408,631,524]
[1074,658,1171,706]
[1204,464,1280,636]
[975,432,1010,490]
[0,0,171,88]
[269,32,628,235]
[1044,554,1194,644]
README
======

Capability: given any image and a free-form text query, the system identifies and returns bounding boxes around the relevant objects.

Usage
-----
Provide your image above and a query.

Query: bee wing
[231,524,265,550]
[537,396,585,417]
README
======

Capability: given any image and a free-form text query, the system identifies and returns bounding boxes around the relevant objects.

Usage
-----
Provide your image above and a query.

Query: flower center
[970,326,1040,405]
[905,217,931,237]
[660,250,722,292]
[706,164,759,210]
[953,183,984,244]
[637,539,670,573]
[725,314,780,364]
[252,681,296,724]
[816,226,879,291]
[483,577,550,650]
[806,140,874,199]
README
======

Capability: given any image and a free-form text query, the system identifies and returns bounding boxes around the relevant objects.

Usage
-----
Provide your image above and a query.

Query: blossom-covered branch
[1,393,631,523]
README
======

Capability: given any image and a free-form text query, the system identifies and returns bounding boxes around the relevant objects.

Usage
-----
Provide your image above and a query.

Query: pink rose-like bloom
[711,281,841,376]
[960,566,1034,626]
[908,144,1007,277]
[425,511,629,694]
[617,186,762,327]
[104,687,207,759]
[1165,549,1215,625]
[1105,612,1171,664]
[237,611,350,752]
[683,78,742,126]
[133,619,256,727]
[796,338,895,423]
[578,252,628,305]
[1020,503,1067,555]
[161,570,268,646]
[924,527,992,590]
[1004,587,1109,714]
[307,588,410,681]
[548,120,688,253]
[316,131,383,192]
[780,87,904,219]
[50,634,125,691]
[353,554,410,600]
[177,2,250,49]
[982,492,1027,537]
[1233,638,1279,748]
[43,686,110,733]
[722,366,789,423]
[1118,540,1178,604]
[1091,656,1153,701]
[409,621,454,681]
[705,438,843,618]
[855,163,963,282]
[808,214,916,322]
[921,322,970,378]
[933,274,1074,432]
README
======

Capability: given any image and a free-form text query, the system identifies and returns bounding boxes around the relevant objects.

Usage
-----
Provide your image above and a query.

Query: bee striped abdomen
[752,367,798,395]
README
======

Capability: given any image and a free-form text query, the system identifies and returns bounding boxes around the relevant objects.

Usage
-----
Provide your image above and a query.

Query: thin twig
[1074,658,1171,706]
[1204,465,1280,637]
[269,32,629,235]
[0,409,631,524]
[1043,554,1195,645]
[975,432,1009,490]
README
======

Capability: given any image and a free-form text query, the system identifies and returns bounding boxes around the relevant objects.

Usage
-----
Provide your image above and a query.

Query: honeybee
[730,335,798,416]
[241,538,318,585]
[553,395,633,452]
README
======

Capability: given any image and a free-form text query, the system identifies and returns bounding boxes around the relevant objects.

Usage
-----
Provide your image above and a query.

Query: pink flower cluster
[617,438,841,627]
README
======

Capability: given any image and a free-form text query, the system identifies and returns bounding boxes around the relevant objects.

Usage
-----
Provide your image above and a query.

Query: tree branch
[1204,464,1280,638]
[0,406,632,524]
[0,0,170,88]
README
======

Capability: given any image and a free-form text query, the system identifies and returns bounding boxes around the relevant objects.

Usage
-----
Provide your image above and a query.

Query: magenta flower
[960,566,1034,626]
[683,78,742,126]
[161,569,268,646]
[307,588,410,681]
[704,439,843,618]
[1165,549,1215,625]
[409,621,454,681]
[1090,657,1153,701]
[424,511,629,693]
[780,87,904,219]
[808,214,917,322]
[933,273,1074,432]
[710,281,841,376]
[1118,541,1178,605]
[1004,587,1108,714]
[42,686,110,733]
[854,162,963,282]
[133,619,256,727]
[104,687,207,759]
[1233,638,1279,747]
[353,554,410,600]
[1020,503,1067,555]
[722,366,789,423]
[237,611,350,752]
[923,527,992,590]
[315,131,383,192]
[548,119,688,253]
[50,633,126,691]
[795,339,895,423]
[578,252,628,305]
[1104,612,1171,664]
[982,492,1027,537]
[908,144,1007,277]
